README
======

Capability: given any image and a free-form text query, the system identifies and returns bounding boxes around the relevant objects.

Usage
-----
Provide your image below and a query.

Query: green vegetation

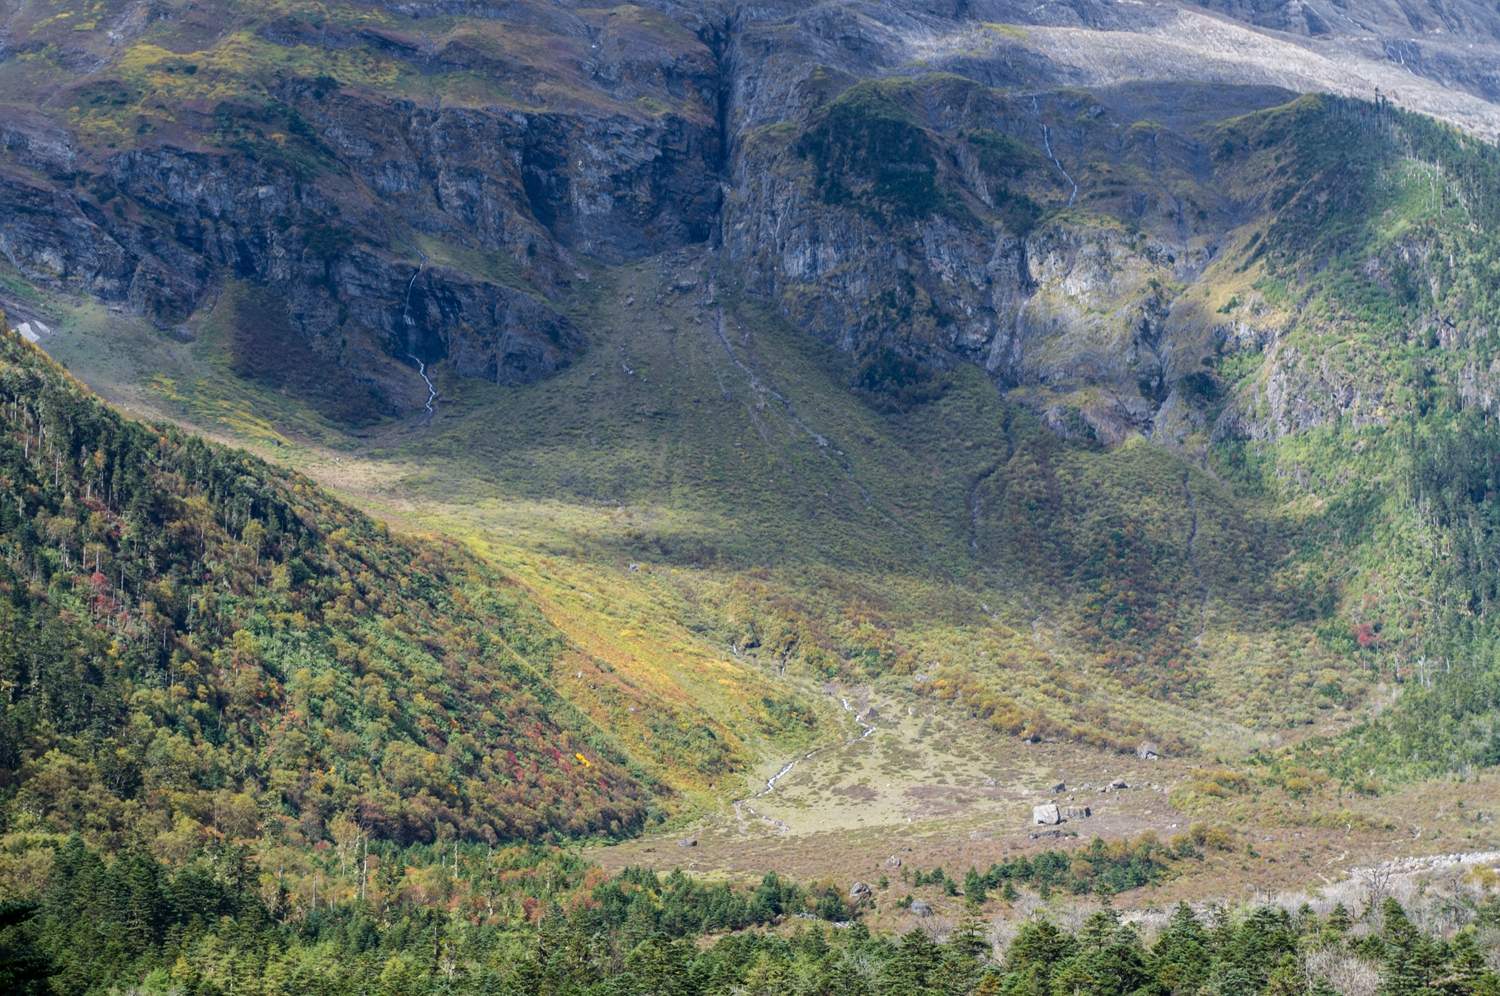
[17,3,1500,970]
[1186,96,1500,783]
[963,129,1052,234]
[3,828,1497,996]
[798,80,970,225]
[0,320,663,847]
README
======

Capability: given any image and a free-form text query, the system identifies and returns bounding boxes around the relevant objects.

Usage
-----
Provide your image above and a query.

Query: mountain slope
[5,0,1500,862]
[0,316,662,844]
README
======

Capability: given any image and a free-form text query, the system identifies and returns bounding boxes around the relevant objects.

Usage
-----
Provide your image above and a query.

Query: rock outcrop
[4,0,1499,426]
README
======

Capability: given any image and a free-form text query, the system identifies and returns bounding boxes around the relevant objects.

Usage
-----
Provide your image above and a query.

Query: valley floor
[17,246,1486,914]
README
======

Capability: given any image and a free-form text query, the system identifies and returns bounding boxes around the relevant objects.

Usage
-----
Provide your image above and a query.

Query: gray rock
[1137,742,1160,760]
[910,899,933,917]
[1033,803,1061,825]
[885,855,902,868]
[1060,806,1091,819]
[1110,778,1129,789]
[1051,781,1067,792]
[677,838,696,847]
[849,881,872,900]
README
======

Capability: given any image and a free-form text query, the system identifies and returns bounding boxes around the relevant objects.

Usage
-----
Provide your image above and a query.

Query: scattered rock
[849,881,872,900]
[900,845,911,852]
[1110,778,1128,789]
[1051,781,1066,793]
[910,899,933,917]
[1137,742,1159,761]
[627,563,641,572]
[677,838,697,847]
[1033,803,1062,825]
[862,706,883,721]
[1060,806,1092,820]
[885,855,902,868]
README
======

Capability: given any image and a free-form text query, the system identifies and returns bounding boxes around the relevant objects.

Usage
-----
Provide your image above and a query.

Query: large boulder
[850,881,872,901]
[910,899,933,918]
[1033,803,1061,825]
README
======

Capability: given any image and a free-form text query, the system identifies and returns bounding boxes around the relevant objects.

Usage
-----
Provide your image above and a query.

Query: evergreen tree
[1327,901,1352,934]
[625,933,691,996]
[879,927,944,996]
[1150,903,1209,996]
[1310,977,1342,996]
[1265,953,1308,996]
[0,902,52,996]
[1380,898,1426,996]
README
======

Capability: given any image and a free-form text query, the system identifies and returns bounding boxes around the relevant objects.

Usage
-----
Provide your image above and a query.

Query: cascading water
[402,247,437,419]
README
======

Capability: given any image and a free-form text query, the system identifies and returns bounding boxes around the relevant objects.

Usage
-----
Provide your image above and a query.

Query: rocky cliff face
[720,72,1287,441]
[1,0,1496,432]
[0,0,724,412]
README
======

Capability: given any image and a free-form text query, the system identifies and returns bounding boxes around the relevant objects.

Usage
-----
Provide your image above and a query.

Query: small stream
[407,353,438,418]
[1040,123,1078,208]
[734,694,877,834]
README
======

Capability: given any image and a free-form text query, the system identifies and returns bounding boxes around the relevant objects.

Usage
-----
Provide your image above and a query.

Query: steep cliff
[3,0,1498,433]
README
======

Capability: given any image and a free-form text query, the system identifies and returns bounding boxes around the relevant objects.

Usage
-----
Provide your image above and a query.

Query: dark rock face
[400,262,583,384]
[2,0,1498,421]
[0,2,724,414]
[0,91,719,408]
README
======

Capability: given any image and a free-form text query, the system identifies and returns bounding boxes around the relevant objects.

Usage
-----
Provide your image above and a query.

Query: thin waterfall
[402,246,437,418]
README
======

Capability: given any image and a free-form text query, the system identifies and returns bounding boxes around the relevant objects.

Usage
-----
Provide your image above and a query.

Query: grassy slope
[0,317,840,864]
